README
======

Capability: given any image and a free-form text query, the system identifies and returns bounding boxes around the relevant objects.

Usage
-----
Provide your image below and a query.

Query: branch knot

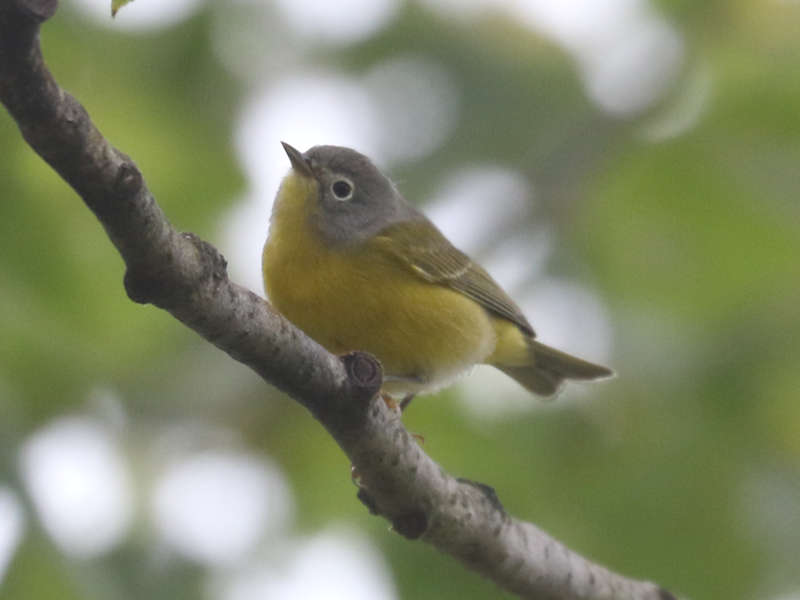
[342,351,382,408]
[343,351,382,390]
[391,510,429,540]
[113,159,143,198]
[182,232,228,283]
[313,351,383,427]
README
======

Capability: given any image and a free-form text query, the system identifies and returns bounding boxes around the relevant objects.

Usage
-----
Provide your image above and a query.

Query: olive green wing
[374,220,535,337]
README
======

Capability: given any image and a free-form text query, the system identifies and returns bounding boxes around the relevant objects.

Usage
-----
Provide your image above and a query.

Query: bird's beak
[281,142,314,178]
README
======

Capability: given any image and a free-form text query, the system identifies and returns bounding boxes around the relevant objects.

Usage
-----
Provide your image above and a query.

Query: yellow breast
[262,173,497,394]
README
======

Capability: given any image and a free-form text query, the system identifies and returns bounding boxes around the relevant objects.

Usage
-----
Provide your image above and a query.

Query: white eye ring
[331,178,354,201]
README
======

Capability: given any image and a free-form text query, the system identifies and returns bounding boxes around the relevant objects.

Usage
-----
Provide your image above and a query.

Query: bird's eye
[331,179,353,200]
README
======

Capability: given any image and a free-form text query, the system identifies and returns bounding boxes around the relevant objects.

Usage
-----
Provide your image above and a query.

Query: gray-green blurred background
[1,1,799,599]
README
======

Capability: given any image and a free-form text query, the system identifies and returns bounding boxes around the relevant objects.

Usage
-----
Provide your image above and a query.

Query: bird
[262,143,612,404]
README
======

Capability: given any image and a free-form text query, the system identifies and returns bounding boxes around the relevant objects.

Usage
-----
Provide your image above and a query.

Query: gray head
[281,142,421,247]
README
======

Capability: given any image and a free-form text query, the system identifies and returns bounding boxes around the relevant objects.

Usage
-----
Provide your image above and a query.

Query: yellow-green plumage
[264,172,499,394]
[263,144,613,398]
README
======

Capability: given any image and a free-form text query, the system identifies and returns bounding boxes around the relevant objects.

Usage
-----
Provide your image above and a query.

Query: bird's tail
[497,340,614,397]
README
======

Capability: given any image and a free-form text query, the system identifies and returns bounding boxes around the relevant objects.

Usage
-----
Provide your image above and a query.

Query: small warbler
[263,143,612,400]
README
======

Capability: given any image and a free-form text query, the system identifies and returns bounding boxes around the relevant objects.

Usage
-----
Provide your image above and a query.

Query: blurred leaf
[111,0,134,17]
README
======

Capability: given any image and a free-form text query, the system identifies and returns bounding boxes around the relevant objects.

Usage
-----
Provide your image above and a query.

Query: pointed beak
[281,142,314,178]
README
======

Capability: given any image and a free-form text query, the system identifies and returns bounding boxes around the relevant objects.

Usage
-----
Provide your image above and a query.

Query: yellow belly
[263,175,497,394]
[265,244,496,393]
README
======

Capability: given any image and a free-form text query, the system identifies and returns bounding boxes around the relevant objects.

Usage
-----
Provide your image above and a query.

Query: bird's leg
[399,393,415,412]
[375,391,424,444]
[381,392,399,413]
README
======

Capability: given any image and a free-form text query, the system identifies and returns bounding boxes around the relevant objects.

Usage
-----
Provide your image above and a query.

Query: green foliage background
[1,2,799,599]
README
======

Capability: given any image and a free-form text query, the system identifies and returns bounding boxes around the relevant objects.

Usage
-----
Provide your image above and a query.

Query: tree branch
[0,2,677,598]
